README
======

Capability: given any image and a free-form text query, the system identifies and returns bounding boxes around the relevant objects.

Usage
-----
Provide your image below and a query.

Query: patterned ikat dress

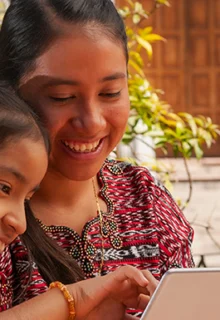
[0,160,194,316]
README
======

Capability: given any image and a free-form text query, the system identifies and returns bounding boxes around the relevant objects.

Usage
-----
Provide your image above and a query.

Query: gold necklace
[92,177,105,275]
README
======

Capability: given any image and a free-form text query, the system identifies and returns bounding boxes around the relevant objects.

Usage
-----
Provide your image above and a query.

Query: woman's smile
[60,137,105,161]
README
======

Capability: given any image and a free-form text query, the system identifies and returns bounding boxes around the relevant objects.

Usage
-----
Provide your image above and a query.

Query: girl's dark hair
[0,0,127,291]
[0,84,49,152]
[0,84,84,294]
[0,83,83,301]
[0,0,128,87]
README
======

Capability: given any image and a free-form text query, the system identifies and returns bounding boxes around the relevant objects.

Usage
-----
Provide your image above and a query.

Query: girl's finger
[141,269,159,295]
[109,266,149,287]
[136,293,151,310]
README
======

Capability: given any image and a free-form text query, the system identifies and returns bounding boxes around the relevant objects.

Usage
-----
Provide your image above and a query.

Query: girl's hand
[69,266,159,320]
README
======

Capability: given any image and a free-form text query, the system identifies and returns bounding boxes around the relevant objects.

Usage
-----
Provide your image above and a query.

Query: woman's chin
[48,161,104,181]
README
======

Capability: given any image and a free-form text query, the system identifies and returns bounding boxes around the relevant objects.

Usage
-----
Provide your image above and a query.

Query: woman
[0,0,194,317]
[0,85,157,319]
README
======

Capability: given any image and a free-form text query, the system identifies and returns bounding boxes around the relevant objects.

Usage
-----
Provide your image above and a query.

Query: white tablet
[141,268,220,320]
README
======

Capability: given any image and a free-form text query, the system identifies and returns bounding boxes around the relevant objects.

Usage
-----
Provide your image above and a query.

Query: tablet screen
[141,268,220,320]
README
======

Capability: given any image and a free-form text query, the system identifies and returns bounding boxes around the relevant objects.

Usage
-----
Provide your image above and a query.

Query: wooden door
[116,0,220,156]
[185,0,220,156]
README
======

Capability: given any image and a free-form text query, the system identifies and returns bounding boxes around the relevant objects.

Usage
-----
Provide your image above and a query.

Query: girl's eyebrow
[0,166,27,183]
[0,166,40,192]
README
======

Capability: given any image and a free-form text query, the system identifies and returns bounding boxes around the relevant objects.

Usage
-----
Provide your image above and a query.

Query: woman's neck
[29,169,105,234]
[35,169,95,205]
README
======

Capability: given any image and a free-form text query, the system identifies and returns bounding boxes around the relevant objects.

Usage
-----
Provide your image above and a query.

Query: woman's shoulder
[103,159,179,198]
[102,159,193,240]
[103,159,155,182]
[102,159,172,196]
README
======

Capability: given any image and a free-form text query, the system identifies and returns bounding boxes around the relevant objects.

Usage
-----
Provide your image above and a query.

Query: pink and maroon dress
[0,160,194,315]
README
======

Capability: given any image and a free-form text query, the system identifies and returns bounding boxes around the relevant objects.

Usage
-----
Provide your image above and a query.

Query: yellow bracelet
[49,281,76,320]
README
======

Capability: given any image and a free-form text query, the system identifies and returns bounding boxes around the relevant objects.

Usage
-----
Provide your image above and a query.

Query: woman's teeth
[63,140,100,152]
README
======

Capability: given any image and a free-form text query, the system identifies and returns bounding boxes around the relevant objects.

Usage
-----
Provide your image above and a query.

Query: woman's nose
[3,204,27,236]
[71,102,106,135]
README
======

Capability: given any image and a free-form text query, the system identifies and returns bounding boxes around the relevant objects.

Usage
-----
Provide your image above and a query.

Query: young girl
[0,86,49,250]
[0,0,193,317]
[0,85,158,319]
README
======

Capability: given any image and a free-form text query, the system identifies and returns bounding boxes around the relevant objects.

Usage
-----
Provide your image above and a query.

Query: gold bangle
[49,281,76,320]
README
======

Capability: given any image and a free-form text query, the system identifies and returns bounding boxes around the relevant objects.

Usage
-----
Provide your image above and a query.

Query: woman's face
[19,32,130,181]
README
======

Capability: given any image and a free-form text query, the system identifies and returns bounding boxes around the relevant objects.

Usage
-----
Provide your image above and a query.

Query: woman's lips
[60,137,104,160]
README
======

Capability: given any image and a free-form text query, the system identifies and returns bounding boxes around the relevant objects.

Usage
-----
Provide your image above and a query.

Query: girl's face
[0,138,48,252]
[19,32,130,181]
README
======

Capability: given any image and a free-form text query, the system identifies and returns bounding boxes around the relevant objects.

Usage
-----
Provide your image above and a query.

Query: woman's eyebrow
[100,72,126,82]
[20,72,127,90]
[42,77,79,86]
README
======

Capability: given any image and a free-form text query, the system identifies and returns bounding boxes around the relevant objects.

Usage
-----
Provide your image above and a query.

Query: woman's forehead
[20,33,127,88]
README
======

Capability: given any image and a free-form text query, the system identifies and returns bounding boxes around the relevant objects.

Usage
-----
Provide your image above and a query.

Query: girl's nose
[3,204,27,237]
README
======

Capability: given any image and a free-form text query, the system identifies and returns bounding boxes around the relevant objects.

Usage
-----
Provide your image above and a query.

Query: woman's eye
[49,96,75,102]
[99,91,121,98]
[0,184,11,195]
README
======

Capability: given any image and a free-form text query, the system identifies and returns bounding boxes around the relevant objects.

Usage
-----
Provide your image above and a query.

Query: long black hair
[0,0,128,87]
[0,0,128,290]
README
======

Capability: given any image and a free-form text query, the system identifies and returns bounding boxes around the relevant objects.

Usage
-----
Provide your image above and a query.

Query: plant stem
[180,157,193,211]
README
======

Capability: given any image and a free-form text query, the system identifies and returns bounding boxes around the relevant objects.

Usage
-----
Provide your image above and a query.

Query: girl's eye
[0,184,11,195]
[99,91,121,98]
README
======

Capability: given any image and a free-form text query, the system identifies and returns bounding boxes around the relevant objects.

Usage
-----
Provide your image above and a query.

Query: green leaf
[122,137,133,145]
[156,0,170,6]
[178,113,198,136]
[182,142,192,157]
[134,2,144,13]
[125,0,135,8]
[176,121,185,136]
[136,35,153,59]
[128,59,145,77]
[142,33,166,43]
[133,14,141,24]
[193,142,203,159]
[141,27,153,35]
[129,51,144,67]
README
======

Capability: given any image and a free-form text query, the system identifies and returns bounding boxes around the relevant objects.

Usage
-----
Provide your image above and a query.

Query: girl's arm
[1,266,158,320]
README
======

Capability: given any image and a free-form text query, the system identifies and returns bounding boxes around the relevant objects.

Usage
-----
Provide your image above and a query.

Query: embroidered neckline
[36,160,123,277]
